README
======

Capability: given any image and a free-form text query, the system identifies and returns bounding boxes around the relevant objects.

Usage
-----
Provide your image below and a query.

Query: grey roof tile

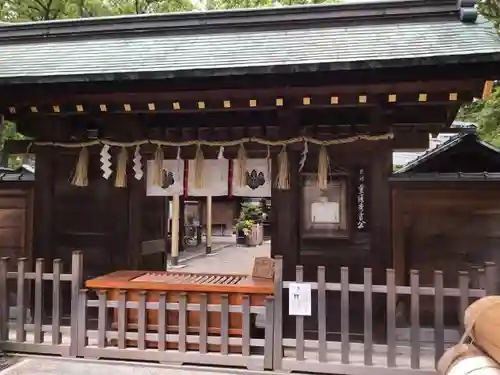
[395,132,500,175]
[0,165,35,181]
[0,5,498,82]
[389,172,500,182]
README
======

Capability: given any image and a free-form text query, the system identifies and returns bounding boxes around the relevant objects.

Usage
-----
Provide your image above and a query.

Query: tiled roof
[394,132,500,175]
[390,172,500,182]
[0,0,498,84]
[0,165,34,182]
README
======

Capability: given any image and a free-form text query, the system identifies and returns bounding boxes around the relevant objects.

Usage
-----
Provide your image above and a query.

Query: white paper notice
[288,282,312,316]
[311,201,340,224]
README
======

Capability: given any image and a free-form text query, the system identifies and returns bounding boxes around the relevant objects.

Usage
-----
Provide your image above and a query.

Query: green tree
[456,2,500,146]
[457,86,500,147]
[206,0,337,10]
[104,0,194,15]
[2,0,111,21]
[479,0,500,31]
[0,121,26,167]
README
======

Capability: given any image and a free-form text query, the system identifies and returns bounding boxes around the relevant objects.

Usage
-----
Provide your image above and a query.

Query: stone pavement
[0,357,274,375]
[180,241,270,274]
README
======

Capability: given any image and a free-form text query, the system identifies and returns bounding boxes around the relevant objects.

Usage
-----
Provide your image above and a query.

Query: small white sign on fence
[288,282,312,316]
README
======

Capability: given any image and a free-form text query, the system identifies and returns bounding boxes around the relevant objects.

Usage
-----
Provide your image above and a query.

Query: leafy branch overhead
[0,0,339,20]
[456,2,500,146]
[479,0,500,31]
[457,86,500,147]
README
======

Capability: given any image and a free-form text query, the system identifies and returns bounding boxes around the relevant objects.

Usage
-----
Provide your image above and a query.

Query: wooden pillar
[196,200,202,246]
[392,187,410,286]
[33,147,54,261]
[206,195,213,254]
[170,194,180,267]
[271,109,300,280]
[164,197,170,264]
[270,150,300,279]
[370,146,392,280]
[127,176,143,270]
[178,196,185,252]
[271,150,300,339]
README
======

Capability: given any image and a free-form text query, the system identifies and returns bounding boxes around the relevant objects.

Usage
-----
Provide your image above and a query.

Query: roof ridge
[0,0,463,41]
[395,132,474,174]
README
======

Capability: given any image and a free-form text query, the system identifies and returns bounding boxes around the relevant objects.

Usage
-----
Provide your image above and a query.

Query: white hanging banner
[188,159,229,197]
[146,159,184,196]
[232,158,271,198]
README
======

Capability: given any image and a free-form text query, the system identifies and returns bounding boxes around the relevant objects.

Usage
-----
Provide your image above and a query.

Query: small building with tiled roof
[391,131,500,324]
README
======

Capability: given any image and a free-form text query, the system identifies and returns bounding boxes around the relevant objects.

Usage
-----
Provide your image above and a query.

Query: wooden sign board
[252,257,275,280]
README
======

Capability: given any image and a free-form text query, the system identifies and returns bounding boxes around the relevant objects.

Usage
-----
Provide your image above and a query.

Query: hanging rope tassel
[237,143,247,187]
[274,145,290,190]
[114,147,128,188]
[152,145,164,187]
[317,145,330,190]
[194,144,204,189]
[71,147,89,187]
[266,145,271,176]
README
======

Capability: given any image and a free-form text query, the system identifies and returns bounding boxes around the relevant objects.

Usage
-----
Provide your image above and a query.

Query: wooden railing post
[273,255,283,370]
[52,259,62,345]
[364,268,373,366]
[434,270,445,365]
[77,289,88,356]
[484,262,498,295]
[295,265,304,361]
[410,269,420,370]
[264,296,275,370]
[317,266,327,363]
[386,268,396,368]
[16,258,27,342]
[34,258,44,344]
[70,251,83,357]
[0,257,8,343]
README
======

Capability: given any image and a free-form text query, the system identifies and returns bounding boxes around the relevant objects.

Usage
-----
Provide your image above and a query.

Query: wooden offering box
[85,270,274,352]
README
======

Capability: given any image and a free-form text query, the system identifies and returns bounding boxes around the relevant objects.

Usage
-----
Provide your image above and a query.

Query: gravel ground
[0,358,271,375]
[180,242,271,274]
[0,356,21,373]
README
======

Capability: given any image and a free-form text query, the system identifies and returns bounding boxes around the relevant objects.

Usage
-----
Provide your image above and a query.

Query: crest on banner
[188,159,229,197]
[146,160,184,196]
[232,159,271,197]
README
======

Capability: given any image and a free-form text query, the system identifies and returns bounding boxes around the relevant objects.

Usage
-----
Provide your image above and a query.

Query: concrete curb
[2,355,307,375]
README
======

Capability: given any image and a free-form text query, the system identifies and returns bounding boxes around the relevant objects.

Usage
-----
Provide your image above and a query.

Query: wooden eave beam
[3,97,474,120]
[0,79,481,108]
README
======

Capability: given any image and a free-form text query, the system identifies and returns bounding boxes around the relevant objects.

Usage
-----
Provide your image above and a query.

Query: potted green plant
[235,202,267,246]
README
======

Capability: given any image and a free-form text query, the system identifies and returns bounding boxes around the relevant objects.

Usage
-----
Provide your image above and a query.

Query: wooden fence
[272,256,497,375]
[0,251,497,375]
[0,252,82,357]
[76,289,274,369]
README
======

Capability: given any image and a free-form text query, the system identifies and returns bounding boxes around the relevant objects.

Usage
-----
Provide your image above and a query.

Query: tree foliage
[457,87,500,147]
[0,0,339,20]
[206,0,337,10]
[104,0,194,15]
[479,0,500,31]
[456,1,500,146]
